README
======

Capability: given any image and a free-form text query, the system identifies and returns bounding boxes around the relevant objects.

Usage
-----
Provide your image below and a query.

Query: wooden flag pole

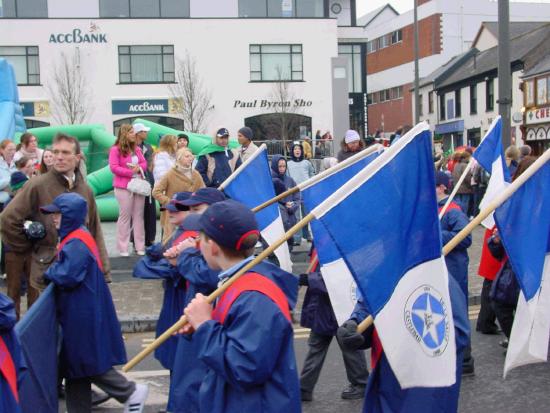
[357,148,550,334]
[252,144,383,213]
[438,157,475,219]
[123,213,316,372]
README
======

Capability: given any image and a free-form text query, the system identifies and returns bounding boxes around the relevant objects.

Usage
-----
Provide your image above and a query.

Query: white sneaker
[120,251,129,257]
[123,383,148,413]
[136,250,145,256]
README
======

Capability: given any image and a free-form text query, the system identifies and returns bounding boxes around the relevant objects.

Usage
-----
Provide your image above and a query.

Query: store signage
[112,98,182,115]
[233,99,312,109]
[49,22,107,44]
[525,126,550,141]
[434,120,464,135]
[20,101,50,117]
[526,107,550,125]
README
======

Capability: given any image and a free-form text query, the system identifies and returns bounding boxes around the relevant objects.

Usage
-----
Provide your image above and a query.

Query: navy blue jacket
[133,227,188,370]
[0,293,25,413]
[356,276,469,413]
[169,247,220,413]
[196,150,242,188]
[44,194,126,379]
[439,198,472,298]
[193,261,301,413]
[271,155,300,232]
[300,271,338,336]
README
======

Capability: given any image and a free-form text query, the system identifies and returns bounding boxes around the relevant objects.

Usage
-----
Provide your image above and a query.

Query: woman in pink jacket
[109,124,148,256]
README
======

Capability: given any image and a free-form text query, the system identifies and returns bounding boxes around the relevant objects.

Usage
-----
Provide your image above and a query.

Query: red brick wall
[367,14,442,74]
[367,83,413,135]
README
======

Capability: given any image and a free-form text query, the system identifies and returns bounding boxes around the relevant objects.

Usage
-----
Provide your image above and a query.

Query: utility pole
[498,0,512,147]
[413,0,420,124]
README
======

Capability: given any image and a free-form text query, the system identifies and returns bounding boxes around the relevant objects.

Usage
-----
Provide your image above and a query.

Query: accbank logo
[49,22,107,44]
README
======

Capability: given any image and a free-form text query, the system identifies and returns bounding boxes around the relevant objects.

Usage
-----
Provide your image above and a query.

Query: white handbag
[127,169,152,197]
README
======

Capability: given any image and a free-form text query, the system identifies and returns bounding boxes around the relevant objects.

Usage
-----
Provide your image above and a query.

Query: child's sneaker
[123,383,148,413]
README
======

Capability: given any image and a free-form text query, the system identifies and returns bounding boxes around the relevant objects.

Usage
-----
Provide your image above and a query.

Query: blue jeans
[293,202,311,243]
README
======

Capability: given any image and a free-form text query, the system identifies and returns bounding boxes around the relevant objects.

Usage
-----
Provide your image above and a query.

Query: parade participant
[338,275,469,413]
[196,128,242,188]
[133,191,195,374]
[435,171,474,375]
[41,193,148,413]
[164,187,225,412]
[237,126,259,163]
[452,151,474,217]
[1,133,111,292]
[179,199,301,413]
[0,293,25,413]
[299,248,369,401]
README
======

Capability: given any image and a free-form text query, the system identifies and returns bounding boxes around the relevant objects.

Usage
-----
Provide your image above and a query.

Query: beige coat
[152,166,205,241]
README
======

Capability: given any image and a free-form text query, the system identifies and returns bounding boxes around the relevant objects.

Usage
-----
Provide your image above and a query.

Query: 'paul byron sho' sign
[233,99,312,109]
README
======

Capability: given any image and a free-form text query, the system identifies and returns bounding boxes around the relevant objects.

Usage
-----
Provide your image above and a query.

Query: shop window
[0,46,40,85]
[250,44,303,82]
[1,0,47,17]
[524,79,535,107]
[486,78,494,112]
[24,119,49,128]
[537,77,547,105]
[100,0,189,17]
[338,44,363,93]
[118,45,175,84]
[244,113,312,148]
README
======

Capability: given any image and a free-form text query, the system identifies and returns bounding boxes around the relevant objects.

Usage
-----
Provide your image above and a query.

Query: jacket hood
[0,293,16,333]
[250,261,299,310]
[55,193,88,239]
[271,154,287,179]
[289,143,304,162]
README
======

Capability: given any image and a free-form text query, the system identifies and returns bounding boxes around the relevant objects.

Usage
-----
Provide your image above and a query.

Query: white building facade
[0,0,366,145]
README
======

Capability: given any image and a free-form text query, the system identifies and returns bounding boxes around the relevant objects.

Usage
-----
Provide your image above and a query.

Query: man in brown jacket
[1,134,110,301]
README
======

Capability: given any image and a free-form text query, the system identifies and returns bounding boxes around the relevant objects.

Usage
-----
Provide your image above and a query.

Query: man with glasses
[196,128,242,188]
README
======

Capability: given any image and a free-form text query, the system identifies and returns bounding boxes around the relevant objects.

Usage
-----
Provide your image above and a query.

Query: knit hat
[10,172,28,191]
[238,127,253,141]
[344,130,360,144]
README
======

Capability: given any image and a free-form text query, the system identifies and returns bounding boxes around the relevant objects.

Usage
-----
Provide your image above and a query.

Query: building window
[470,84,477,114]
[536,77,547,105]
[439,93,445,120]
[0,46,40,85]
[379,35,389,49]
[249,44,303,82]
[428,91,434,113]
[99,0,190,17]
[486,78,494,111]
[1,0,48,17]
[390,29,402,44]
[366,39,377,54]
[239,0,324,18]
[118,45,175,84]
[524,79,535,107]
[390,86,402,99]
[418,94,423,116]
[455,90,461,118]
[338,44,363,93]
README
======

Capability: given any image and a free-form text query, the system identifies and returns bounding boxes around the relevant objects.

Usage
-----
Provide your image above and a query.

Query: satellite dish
[512,112,523,123]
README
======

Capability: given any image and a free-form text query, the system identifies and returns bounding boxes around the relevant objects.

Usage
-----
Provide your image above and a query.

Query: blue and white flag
[473,116,511,228]
[493,158,550,376]
[301,146,382,323]
[311,123,456,388]
[222,144,292,272]
[15,284,58,413]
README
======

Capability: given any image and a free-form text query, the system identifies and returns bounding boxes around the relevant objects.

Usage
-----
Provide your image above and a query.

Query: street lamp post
[498,0,512,147]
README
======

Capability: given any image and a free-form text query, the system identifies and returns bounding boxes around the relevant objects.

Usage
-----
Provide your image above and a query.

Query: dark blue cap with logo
[161,191,192,212]
[435,171,451,189]
[181,188,226,207]
[216,128,230,137]
[182,199,259,251]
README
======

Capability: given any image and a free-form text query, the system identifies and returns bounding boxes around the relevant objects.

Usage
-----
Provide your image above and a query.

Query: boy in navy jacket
[41,193,148,413]
[180,199,301,413]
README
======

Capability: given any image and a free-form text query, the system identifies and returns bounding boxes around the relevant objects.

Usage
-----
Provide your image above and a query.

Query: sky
[357,0,550,18]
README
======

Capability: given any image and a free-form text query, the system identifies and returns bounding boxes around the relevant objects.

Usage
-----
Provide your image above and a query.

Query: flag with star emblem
[310,122,457,388]
[493,159,550,376]
[222,144,292,272]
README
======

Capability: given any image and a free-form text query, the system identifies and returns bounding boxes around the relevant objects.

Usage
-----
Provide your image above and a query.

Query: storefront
[524,107,550,154]
[21,100,51,128]
[434,119,464,152]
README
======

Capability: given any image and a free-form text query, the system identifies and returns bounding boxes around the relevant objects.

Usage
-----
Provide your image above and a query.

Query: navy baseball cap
[216,128,229,137]
[181,188,226,207]
[182,200,259,251]
[161,191,192,212]
[435,171,450,189]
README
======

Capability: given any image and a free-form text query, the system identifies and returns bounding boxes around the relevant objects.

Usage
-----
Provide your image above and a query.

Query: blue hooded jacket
[354,276,469,413]
[133,226,188,370]
[43,193,126,379]
[438,198,472,298]
[192,260,301,413]
[169,247,220,413]
[0,293,25,413]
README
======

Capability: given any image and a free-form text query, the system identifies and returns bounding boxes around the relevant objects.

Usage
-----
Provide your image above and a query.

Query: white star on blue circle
[411,293,446,349]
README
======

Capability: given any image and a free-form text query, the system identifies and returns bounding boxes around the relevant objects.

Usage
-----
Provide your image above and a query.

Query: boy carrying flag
[41,193,148,413]
[179,199,301,413]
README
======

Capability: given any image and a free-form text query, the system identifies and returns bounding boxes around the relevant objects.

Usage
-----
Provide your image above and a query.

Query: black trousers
[476,278,498,332]
[492,300,516,339]
[143,195,157,247]
[65,368,135,412]
[300,331,369,393]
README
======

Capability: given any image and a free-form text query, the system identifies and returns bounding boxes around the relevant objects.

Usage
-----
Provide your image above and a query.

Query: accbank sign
[49,23,107,44]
